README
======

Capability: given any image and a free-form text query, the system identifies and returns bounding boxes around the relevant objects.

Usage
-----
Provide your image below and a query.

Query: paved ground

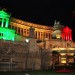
[0,70,75,75]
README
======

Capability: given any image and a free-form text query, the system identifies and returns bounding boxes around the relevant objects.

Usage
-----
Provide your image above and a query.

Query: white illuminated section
[61,60,66,63]
[25,38,29,43]
[61,58,66,63]
[60,53,66,56]
[67,53,74,56]
[56,34,61,39]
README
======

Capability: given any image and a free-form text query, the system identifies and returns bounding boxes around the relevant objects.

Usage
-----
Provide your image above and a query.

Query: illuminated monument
[0,10,75,71]
[10,15,75,67]
[10,18,53,41]
[0,10,15,41]
[0,9,73,42]
[52,21,72,40]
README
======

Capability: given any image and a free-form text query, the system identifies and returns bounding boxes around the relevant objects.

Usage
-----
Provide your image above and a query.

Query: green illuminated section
[0,10,16,41]
[0,27,15,41]
[0,10,10,17]
[0,10,10,28]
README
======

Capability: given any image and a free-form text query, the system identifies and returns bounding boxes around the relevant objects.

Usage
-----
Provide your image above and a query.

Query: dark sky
[0,0,75,41]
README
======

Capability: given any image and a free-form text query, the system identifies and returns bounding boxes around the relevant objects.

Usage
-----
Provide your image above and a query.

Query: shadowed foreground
[0,70,75,75]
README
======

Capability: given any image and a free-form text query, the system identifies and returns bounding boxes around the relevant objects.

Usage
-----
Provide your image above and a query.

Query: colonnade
[11,24,52,40]
[35,31,51,40]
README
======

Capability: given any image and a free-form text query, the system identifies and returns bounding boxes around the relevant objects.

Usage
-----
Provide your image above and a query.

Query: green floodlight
[0,27,15,41]
[0,10,16,41]
[0,10,10,28]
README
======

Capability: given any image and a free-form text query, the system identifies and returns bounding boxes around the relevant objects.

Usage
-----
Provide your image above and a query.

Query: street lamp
[25,37,30,71]
[25,38,30,43]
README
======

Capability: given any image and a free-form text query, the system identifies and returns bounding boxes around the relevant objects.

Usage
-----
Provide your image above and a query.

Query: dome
[52,30,61,38]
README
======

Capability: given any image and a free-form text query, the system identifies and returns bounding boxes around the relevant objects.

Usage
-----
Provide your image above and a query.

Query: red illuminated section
[62,26,72,41]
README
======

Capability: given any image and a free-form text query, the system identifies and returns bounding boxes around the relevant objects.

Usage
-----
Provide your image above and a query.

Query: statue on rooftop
[53,20,64,30]
[29,26,35,38]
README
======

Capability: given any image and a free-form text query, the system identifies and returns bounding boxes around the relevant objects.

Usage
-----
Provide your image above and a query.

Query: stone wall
[0,39,41,71]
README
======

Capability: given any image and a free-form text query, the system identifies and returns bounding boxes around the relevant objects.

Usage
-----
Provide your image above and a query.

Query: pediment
[62,26,72,33]
[0,10,10,18]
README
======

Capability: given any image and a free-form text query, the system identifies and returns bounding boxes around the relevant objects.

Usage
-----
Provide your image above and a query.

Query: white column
[44,32,46,38]
[26,29,28,36]
[1,18,4,27]
[36,31,38,39]
[40,32,41,40]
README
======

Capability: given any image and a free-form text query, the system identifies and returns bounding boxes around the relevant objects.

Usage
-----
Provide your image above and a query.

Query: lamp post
[25,38,30,71]
[25,38,30,43]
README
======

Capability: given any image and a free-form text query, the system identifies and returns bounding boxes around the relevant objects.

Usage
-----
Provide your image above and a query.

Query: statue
[53,20,64,30]
[29,26,35,38]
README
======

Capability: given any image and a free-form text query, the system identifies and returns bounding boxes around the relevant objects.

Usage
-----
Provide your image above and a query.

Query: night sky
[0,0,75,41]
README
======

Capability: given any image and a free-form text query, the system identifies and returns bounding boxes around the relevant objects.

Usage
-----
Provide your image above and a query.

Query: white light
[56,34,61,39]
[61,60,66,63]
[25,38,29,43]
